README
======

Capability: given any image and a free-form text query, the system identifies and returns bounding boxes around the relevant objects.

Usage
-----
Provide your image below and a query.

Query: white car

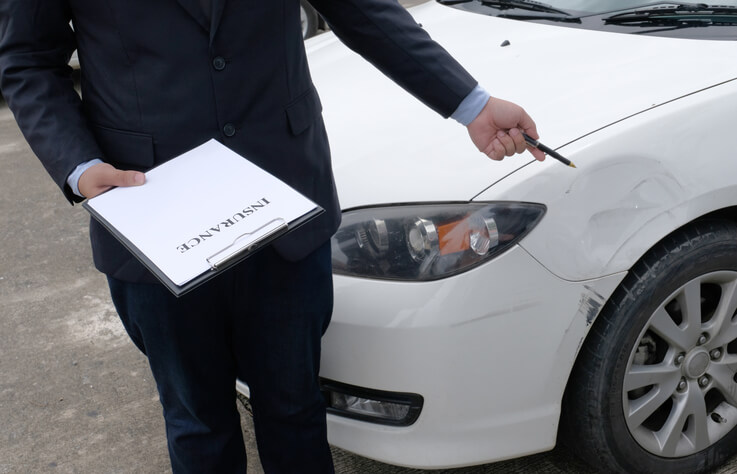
[304,1,737,473]
[69,50,79,70]
[300,0,326,39]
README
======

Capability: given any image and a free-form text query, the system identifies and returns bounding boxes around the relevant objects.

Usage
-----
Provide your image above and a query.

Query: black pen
[522,133,576,168]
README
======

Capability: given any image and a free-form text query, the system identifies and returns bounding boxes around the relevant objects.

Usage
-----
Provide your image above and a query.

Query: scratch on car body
[578,284,606,326]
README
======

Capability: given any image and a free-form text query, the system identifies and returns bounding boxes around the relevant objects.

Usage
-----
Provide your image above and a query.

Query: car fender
[476,78,737,282]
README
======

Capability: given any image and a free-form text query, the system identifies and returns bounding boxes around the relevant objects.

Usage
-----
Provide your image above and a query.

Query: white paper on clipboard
[84,139,321,291]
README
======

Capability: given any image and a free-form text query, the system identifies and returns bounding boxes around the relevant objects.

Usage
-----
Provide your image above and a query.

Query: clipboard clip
[206,218,288,270]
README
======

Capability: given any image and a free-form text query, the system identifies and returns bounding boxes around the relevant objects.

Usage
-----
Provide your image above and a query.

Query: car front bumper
[321,244,624,468]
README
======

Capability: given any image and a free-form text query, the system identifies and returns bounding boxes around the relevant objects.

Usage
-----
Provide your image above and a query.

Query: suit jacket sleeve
[0,0,103,203]
[308,0,478,118]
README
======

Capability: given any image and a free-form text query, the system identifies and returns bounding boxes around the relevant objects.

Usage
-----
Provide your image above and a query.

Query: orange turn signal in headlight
[437,218,470,255]
[437,214,499,256]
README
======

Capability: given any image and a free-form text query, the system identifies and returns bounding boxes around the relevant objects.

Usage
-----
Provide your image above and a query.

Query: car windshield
[440,0,737,38]
[574,0,737,15]
[443,0,737,16]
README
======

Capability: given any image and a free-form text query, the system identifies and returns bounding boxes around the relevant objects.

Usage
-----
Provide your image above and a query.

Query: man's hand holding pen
[467,96,546,162]
[467,96,576,168]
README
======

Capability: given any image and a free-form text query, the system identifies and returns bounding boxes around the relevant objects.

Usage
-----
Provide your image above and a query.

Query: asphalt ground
[3,7,737,474]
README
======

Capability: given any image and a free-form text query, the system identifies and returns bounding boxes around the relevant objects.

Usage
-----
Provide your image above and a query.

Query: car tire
[561,219,737,474]
[300,0,319,39]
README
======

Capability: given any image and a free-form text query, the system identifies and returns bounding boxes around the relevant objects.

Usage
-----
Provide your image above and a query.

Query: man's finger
[495,131,517,157]
[517,110,539,140]
[485,139,505,161]
[79,163,145,198]
[109,168,146,188]
[526,145,546,162]
[508,128,527,154]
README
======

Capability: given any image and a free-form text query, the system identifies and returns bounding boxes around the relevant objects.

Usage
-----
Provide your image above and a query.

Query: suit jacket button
[212,56,226,71]
[223,123,236,137]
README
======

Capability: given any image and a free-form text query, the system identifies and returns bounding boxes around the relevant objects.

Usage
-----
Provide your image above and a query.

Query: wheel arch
[583,203,737,337]
[557,213,737,472]
[545,204,737,410]
[562,205,737,383]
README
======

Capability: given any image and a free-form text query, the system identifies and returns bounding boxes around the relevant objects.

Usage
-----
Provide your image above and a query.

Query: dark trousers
[107,242,335,473]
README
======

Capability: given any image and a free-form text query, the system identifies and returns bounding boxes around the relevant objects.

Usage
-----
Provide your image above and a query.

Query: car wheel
[562,219,737,473]
[300,0,319,39]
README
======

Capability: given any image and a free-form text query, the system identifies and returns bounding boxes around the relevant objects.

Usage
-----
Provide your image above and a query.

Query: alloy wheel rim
[623,271,737,457]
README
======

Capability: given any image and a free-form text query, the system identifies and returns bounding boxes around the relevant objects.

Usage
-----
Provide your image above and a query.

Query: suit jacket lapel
[209,0,227,44]
[175,0,210,32]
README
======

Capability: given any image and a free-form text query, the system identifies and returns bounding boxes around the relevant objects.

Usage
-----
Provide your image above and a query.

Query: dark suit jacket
[0,0,476,283]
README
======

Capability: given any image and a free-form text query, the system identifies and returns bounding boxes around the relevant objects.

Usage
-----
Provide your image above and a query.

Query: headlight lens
[331,202,546,281]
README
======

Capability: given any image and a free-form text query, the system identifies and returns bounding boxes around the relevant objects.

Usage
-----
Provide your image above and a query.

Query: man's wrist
[451,85,491,126]
[67,159,104,197]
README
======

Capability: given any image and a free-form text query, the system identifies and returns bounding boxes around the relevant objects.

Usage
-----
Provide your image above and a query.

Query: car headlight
[331,202,546,281]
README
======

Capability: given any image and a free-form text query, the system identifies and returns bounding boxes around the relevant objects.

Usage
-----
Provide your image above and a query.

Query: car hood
[306,1,737,209]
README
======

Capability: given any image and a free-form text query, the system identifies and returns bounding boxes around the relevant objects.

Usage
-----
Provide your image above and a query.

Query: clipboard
[83,139,324,297]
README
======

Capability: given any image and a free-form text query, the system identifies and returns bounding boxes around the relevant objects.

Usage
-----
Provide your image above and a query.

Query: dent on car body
[566,158,684,264]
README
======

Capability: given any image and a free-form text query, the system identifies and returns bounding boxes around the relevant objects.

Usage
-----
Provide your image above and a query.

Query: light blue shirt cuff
[67,158,104,197]
[451,85,491,126]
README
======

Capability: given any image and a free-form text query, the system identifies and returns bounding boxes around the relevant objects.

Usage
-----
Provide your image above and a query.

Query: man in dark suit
[0,0,544,472]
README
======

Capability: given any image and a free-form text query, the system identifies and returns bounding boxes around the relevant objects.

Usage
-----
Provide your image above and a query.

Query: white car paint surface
[300,1,737,471]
